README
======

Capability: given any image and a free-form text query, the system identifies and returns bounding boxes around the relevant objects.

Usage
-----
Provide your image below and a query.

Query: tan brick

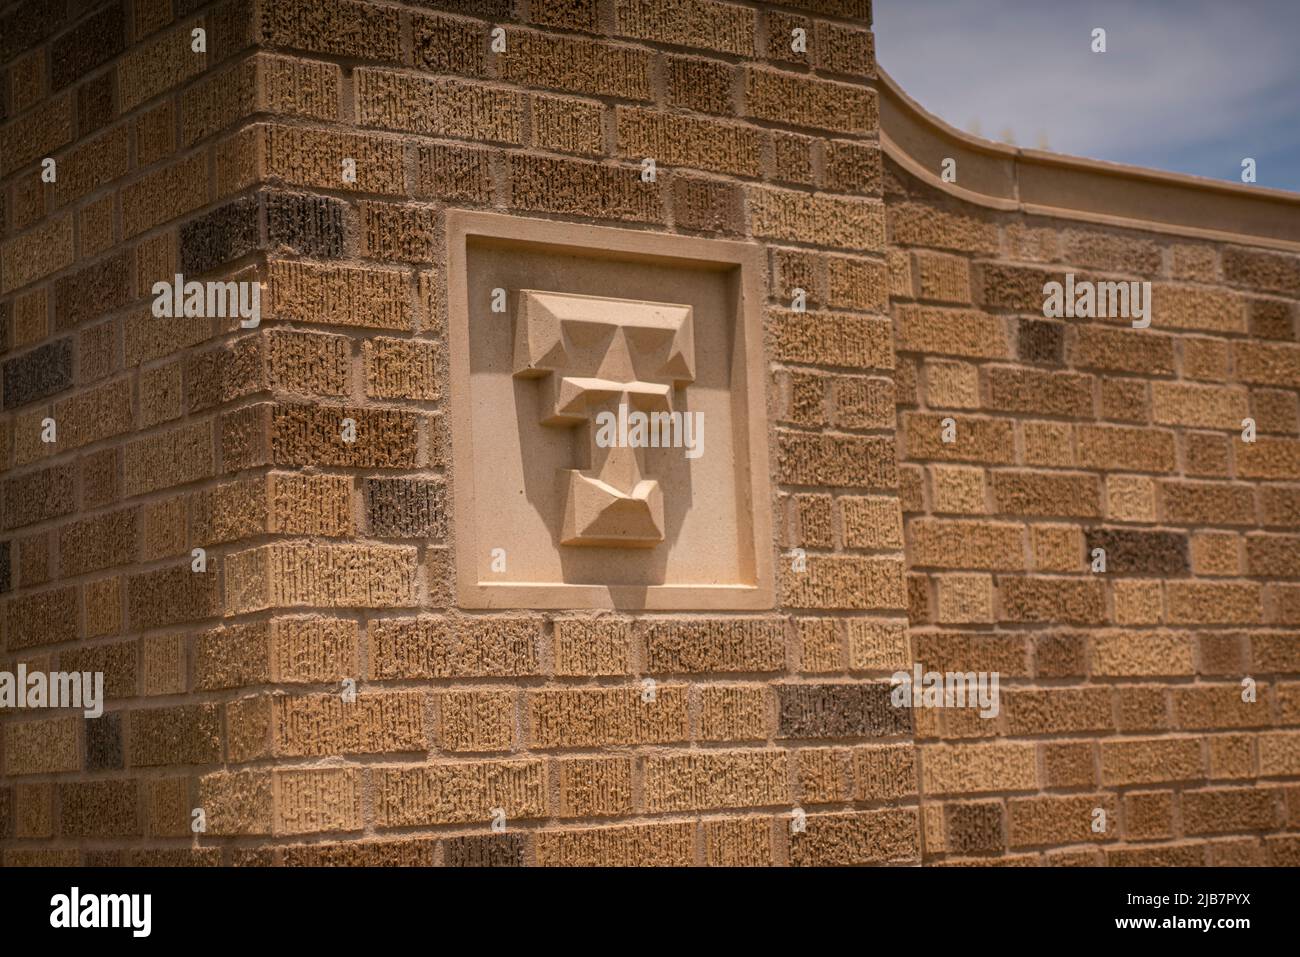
[127,564,219,630]
[502,28,654,97]
[553,618,631,676]
[1183,787,1277,835]
[1106,475,1156,523]
[744,66,874,134]
[1022,420,1076,468]
[1259,731,1300,776]
[414,142,492,204]
[921,742,1037,795]
[275,768,362,835]
[370,617,542,679]
[1152,381,1249,430]
[118,23,205,113]
[1008,794,1115,847]
[536,820,694,866]
[127,704,221,767]
[1100,737,1203,785]
[936,573,994,624]
[1093,630,1192,676]
[909,518,1023,570]
[768,309,893,368]
[751,186,883,250]
[1,215,74,295]
[364,337,439,400]
[896,306,1008,359]
[265,691,424,758]
[528,686,688,748]
[1000,577,1105,624]
[1077,424,1177,473]
[644,749,787,812]
[852,743,917,801]
[0,94,72,176]
[1113,579,1163,625]
[57,507,137,577]
[845,619,907,672]
[1173,685,1268,730]
[644,617,784,673]
[1183,336,1230,381]
[788,807,918,865]
[615,0,754,56]
[616,106,759,177]
[438,690,515,752]
[373,760,545,827]
[531,93,604,156]
[1167,582,1261,625]
[1238,437,1300,480]
[509,153,661,223]
[3,717,80,776]
[356,69,523,143]
[781,555,905,610]
[904,413,1016,464]
[226,543,417,612]
[1071,325,1176,375]
[557,756,633,818]
[698,685,768,741]
[891,202,998,255]
[268,259,412,330]
[925,360,979,409]
[931,465,985,515]
[124,421,214,497]
[51,126,130,209]
[703,817,773,866]
[1152,284,1246,333]
[259,0,400,62]
[1192,532,1241,576]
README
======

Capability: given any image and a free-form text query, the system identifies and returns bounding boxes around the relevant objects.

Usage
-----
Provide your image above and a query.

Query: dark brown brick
[442,833,525,867]
[1,0,67,63]
[1085,529,1189,576]
[3,465,75,530]
[1249,298,1295,341]
[365,478,447,539]
[1018,319,1064,364]
[51,3,125,91]
[945,801,1004,854]
[77,72,116,136]
[265,190,347,259]
[86,713,123,771]
[180,195,260,276]
[3,338,73,408]
[53,252,131,331]
[776,682,909,738]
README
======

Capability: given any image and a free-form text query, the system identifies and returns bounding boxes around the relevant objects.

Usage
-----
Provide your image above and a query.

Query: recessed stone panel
[448,211,772,609]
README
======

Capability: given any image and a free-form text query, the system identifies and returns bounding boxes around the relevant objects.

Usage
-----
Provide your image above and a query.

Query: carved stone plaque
[447,211,773,610]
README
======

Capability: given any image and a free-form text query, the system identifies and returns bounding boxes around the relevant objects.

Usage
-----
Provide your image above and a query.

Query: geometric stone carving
[513,290,695,547]
[447,210,773,610]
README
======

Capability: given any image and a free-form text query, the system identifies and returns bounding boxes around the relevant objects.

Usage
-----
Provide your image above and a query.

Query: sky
[873,0,1300,193]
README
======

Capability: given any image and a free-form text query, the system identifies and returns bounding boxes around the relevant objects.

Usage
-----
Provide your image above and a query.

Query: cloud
[874,0,1300,190]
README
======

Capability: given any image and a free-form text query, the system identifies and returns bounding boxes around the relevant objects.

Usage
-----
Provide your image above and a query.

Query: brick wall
[889,162,1300,865]
[0,0,1296,866]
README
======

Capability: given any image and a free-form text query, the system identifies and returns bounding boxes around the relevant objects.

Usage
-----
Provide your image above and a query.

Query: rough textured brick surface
[2,0,1297,869]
